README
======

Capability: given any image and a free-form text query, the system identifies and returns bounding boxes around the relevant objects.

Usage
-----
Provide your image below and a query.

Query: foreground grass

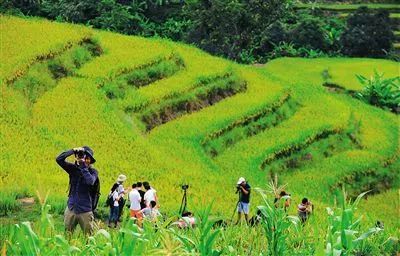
[3,190,399,255]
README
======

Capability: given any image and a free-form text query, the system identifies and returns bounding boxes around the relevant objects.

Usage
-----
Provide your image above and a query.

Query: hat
[117,174,127,183]
[237,177,245,185]
[82,146,96,164]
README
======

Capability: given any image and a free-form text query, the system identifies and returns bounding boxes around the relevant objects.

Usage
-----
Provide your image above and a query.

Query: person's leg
[64,207,78,236]
[235,202,243,225]
[236,212,242,225]
[118,198,125,221]
[108,207,113,227]
[114,207,120,226]
[134,210,143,227]
[244,214,249,224]
[244,203,249,224]
[77,211,94,235]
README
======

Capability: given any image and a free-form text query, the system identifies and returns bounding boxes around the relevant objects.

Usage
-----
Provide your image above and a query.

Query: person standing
[129,183,143,225]
[235,177,251,225]
[136,182,146,209]
[116,174,127,221]
[56,146,99,235]
[143,182,158,207]
[108,183,120,228]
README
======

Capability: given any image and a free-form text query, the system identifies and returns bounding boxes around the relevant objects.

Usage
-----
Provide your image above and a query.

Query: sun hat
[82,146,96,164]
[237,177,246,185]
[117,174,127,183]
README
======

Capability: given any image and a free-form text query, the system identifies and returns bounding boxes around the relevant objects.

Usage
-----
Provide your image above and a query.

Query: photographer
[274,191,291,212]
[297,198,313,223]
[56,146,98,235]
[235,177,251,225]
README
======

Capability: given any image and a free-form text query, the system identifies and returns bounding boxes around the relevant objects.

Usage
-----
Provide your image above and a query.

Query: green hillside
[1,15,399,251]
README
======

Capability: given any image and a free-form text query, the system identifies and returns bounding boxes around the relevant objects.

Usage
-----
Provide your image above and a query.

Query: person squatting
[56,146,313,235]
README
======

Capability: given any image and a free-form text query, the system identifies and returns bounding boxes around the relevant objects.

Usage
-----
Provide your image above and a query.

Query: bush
[89,0,146,34]
[340,7,394,57]
[184,0,294,63]
[290,16,328,51]
[356,70,400,113]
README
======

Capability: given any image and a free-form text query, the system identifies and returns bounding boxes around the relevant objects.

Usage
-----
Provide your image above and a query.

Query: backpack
[105,183,119,207]
[106,192,114,207]
[89,177,101,211]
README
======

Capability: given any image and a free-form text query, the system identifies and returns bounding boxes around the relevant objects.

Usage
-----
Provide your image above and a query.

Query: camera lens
[76,150,85,159]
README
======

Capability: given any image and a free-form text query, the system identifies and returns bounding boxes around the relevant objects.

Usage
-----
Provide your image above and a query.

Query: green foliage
[184,0,295,63]
[340,7,394,57]
[1,16,400,254]
[290,15,329,51]
[257,187,299,256]
[325,190,383,256]
[170,204,222,255]
[356,70,400,113]
[89,0,147,34]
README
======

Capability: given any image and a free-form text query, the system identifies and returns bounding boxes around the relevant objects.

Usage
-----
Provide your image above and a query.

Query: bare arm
[240,186,249,195]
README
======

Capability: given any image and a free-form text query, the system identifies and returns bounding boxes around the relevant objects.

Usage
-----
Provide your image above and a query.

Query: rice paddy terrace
[0,15,399,237]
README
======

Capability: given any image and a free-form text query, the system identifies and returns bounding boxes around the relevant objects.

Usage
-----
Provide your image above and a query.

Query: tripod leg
[179,190,188,216]
[182,191,188,214]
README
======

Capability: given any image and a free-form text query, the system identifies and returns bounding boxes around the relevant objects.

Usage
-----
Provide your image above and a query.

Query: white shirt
[117,183,125,196]
[129,189,141,211]
[141,207,161,220]
[144,188,157,206]
[111,191,119,207]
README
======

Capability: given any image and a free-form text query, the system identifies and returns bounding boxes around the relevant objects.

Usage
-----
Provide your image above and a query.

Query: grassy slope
[1,15,399,236]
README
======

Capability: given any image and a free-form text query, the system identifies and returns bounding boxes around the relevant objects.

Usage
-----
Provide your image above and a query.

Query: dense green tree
[184,0,294,63]
[340,7,394,57]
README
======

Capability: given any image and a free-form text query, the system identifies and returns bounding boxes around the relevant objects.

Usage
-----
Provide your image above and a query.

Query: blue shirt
[56,150,98,214]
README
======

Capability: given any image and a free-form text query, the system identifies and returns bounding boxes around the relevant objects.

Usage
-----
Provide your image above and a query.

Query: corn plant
[325,190,383,256]
[169,204,222,255]
[256,187,299,256]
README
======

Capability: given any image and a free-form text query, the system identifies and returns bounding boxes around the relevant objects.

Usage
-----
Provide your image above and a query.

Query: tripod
[179,188,188,216]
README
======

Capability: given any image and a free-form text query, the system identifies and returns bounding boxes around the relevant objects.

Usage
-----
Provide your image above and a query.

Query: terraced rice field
[1,16,399,251]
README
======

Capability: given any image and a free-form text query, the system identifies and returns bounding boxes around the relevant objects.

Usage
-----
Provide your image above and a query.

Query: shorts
[237,202,249,214]
[130,209,143,220]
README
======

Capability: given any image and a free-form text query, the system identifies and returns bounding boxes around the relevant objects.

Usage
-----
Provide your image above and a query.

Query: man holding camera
[56,146,98,235]
[235,177,251,225]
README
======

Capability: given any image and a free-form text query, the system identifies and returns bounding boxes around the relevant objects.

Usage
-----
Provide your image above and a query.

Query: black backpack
[105,183,119,207]
[106,191,114,207]
[89,177,101,211]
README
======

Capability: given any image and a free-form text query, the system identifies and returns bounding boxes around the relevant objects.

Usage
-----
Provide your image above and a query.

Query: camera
[74,149,86,159]
[236,184,242,193]
[181,184,189,190]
